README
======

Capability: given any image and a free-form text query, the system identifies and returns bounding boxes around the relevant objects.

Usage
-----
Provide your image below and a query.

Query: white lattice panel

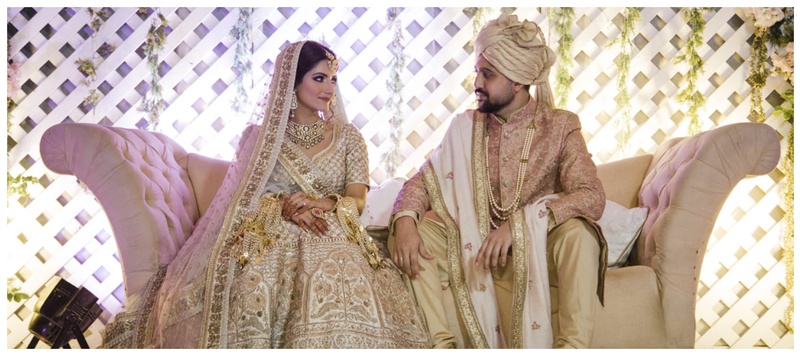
[5,7,793,349]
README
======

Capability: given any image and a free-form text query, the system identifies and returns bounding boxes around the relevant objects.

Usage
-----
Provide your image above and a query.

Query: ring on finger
[310,207,324,219]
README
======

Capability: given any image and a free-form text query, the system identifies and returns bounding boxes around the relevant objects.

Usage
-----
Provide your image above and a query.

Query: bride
[102,40,431,348]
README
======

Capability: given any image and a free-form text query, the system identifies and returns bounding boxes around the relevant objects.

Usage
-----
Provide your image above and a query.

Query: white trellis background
[4,7,794,349]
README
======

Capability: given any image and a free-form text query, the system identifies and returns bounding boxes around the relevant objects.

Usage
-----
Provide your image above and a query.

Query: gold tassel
[334,196,384,269]
[234,195,283,269]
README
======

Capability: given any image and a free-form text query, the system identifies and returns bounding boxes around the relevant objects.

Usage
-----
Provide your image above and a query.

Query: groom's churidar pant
[390,217,600,348]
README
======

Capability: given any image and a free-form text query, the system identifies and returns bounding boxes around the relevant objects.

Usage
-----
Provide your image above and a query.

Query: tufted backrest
[40,123,200,308]
[635,122,781,346]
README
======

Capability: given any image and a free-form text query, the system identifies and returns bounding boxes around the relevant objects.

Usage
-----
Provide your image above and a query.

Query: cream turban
[474,13,556,108]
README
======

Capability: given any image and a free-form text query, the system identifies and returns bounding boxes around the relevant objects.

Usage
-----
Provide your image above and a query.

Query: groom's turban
[474,14,556,107]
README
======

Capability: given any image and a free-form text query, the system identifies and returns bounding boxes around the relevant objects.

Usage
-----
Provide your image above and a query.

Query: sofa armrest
[596,154,653,208]
[40,123,200,308]
[637,122,781,346]
[186,153,231,216]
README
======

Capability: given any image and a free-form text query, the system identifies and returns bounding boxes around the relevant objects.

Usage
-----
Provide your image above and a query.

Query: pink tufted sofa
[39,122,780,348]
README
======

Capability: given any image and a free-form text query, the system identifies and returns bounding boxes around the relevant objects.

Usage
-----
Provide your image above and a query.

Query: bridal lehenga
[102,41,430,349]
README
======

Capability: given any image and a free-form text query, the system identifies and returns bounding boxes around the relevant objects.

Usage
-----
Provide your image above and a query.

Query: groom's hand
[391,216,434,278]
[475,221,512,271]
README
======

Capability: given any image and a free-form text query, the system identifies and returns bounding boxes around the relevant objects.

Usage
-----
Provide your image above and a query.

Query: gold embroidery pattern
[101,265,167,348]
[421,163,488,348]
[224,218,428,348]
[234,195,283,269]
[279,139,326,196]
[203,42,299,348]
[334,196,384,269]
[471,112,490,240]
[509,211,528,348]
[307,250,379,324]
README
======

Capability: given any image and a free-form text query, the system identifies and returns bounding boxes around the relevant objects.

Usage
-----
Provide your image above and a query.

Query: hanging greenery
[674,8,710,135]
[465,7,490,110]
[550,7,575,109]
[381,7,406,178]
[740,6,794,332]
[609,7,640,155]
[74,7,112,115]
[8,40,19,129]
[781,122,794,333]
[7,40,38,206]
[740,7,787,123]
[7,278,30,303]
[230,7,253,115]
[466,7,489,48]
[139,8,169,130]
[7,172,39,202]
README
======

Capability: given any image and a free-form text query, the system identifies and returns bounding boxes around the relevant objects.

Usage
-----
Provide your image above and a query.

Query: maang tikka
[325,51,339,73]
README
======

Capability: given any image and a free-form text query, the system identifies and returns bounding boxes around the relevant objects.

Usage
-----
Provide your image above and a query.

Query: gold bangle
[325,194,342,203]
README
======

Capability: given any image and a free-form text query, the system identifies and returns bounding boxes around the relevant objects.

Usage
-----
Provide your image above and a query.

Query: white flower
[770,42,794,85]
[738,7,785,29]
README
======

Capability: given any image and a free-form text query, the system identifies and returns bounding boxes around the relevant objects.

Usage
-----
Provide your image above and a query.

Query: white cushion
[360,177,405,227]
[596,200,648,269]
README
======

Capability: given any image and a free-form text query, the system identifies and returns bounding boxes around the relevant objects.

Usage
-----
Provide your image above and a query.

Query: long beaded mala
[484,120,536,229]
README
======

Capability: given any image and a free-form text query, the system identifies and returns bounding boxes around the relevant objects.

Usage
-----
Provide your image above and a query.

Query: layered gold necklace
[484,120,536,229]
[287,119,325,149]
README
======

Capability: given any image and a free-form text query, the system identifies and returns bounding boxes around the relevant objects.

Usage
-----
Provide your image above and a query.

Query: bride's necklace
[287,119,325,149]
[485,119,536,229]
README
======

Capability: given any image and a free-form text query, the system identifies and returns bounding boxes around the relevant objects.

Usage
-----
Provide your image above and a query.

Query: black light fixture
[27,278,102,349]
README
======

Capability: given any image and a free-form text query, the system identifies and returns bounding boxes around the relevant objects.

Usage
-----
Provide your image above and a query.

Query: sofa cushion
[596,200,648,269]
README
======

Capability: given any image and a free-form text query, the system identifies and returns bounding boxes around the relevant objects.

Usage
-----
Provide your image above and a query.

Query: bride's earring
[331,92,337,107]
[290,91,298,110]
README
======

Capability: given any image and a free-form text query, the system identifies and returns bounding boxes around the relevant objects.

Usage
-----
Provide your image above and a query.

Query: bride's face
[295,60,337,114]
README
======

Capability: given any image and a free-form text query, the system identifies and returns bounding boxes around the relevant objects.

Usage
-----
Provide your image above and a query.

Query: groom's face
[473,55,515,114]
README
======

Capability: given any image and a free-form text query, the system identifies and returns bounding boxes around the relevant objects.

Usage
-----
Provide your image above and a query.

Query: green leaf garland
[550,7,575,109]
[609,8,640,154]
[230,8,254,115]
[139,9,169,130]
[381,8,406,178]
[75,7,112,115]
[675,8,710,135]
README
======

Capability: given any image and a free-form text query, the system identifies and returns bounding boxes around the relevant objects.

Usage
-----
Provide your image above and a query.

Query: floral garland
[609,8,640,155]
[740,6,794,333]
[549,7,574,109]
[381,7,406,178]
[675,8,710,135]
[139,8,168,130]
[230,7,253,115]
[75,8,113,115]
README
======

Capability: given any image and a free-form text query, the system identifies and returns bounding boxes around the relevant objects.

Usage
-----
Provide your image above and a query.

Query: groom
[389,13,607,348]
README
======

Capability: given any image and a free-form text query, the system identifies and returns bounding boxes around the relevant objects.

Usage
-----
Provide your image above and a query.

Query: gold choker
[287,120,325,149]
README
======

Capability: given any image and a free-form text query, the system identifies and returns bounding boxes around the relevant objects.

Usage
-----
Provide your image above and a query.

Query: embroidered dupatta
[419,110,553,348]
[141,41,350,348]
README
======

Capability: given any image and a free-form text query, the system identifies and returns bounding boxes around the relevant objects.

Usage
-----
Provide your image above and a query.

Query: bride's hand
[290,208,329,236]
[282,192,312,221]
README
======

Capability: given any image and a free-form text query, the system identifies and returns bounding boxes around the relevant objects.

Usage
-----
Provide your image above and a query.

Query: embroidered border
[421,163,488,348]
[201,41,301,348]
[471,111,490,240]
[509,211,528,348]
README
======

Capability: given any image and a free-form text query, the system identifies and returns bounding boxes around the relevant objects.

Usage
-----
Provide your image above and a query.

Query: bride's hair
[294,41,337,87]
